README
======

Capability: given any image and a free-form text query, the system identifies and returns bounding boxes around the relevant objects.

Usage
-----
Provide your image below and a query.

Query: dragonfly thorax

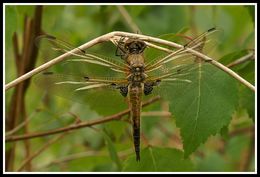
[126,54,145,66]
[128,66,146,86]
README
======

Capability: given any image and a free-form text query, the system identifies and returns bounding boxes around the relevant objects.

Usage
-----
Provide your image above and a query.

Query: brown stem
[229,126,254,137]
[22,17,33,171]
[5,5,43,171]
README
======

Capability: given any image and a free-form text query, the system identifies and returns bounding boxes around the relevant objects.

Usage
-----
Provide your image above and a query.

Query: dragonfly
[34,28,221,161]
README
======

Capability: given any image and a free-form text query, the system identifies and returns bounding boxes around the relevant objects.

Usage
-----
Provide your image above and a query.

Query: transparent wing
[34,72,130,115]
[142,28,223,101]
[34,35,131,115]
[144,28,222,72]
[35,34,130,77]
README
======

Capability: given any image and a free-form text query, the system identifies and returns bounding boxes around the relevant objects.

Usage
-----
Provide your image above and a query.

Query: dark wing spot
[176,69,182,73]
[208,27,216,32]
[83,76,90,81]
[144,84,153,95]
[119,86,128,97]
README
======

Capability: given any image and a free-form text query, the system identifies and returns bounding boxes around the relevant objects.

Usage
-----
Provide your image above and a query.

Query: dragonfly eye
[137,43,145,51]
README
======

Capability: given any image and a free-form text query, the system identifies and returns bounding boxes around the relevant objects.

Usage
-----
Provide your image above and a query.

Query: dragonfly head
[124,39,146,54]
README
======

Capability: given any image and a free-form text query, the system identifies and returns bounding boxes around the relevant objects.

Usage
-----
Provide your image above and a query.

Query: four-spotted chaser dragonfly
[35,28,221,161]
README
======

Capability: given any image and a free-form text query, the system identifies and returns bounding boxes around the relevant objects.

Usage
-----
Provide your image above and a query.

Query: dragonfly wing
[35,34,129,77]
[34,72,129,115]
[144,28,223,70]
[34,34,132,115]
[143,59,201,102]
[143,28,223,101]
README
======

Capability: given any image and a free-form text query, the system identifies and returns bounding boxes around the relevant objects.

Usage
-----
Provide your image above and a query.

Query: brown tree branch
[6,96,160,143]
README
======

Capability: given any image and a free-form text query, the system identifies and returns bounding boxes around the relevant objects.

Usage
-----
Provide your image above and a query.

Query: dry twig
[5,31,255,92]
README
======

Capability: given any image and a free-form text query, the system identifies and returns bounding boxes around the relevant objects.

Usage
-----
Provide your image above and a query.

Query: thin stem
[6,109,41,136]
[116,5,141,33]
[145,42,173,53]
[141,111,172,117]
[226,51,254,68]
[38,148,133,170]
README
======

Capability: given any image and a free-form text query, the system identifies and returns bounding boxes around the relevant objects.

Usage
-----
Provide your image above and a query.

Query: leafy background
[5,5,255,172]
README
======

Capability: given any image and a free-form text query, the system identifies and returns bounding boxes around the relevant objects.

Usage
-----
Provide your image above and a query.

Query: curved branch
[5,31,255,92]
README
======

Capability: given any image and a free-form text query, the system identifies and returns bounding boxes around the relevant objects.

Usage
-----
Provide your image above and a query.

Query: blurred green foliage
[5,5,255,172]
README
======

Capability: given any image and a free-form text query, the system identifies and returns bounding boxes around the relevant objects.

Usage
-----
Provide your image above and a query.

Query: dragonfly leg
[115,37,128,59]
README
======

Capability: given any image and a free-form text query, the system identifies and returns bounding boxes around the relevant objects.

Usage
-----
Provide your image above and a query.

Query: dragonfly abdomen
[129,85,142,161]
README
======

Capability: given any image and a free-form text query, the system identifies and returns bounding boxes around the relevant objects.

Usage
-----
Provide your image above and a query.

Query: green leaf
[5,6,18,48]
[218,49,251,66]
[166,64,238,157]
[244,5,255,24]
[102,129,122,171]
[219,50,255,120]
[220,125,229,140]
[122,147,193,172]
